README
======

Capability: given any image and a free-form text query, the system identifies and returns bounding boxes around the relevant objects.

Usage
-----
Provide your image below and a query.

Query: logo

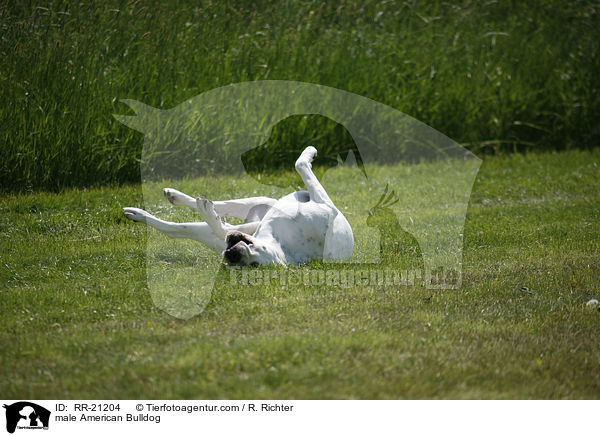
[115,80,481,318]
[3,402,50,433]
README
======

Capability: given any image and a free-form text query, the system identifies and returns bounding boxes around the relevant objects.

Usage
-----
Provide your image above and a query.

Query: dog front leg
[123,207,226,253]
[195,197,229,240]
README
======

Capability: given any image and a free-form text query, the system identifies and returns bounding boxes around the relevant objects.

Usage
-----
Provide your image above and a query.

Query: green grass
[1,149,599,399]
[1,0,599,191]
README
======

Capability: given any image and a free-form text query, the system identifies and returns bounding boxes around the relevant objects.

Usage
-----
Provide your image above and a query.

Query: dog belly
[257,202,332,263]
[272,224,327,262]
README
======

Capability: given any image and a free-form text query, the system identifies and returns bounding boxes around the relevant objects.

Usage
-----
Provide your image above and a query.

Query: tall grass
[1,0,599,192]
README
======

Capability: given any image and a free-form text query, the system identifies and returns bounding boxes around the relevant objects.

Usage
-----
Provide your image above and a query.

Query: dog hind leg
[163,188,197,209]
[212,197,277,222]
[164,188,276,222]
[295,146,335,206]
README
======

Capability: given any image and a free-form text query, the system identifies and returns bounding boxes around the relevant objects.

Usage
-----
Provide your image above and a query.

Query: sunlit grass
[1,150,599,398]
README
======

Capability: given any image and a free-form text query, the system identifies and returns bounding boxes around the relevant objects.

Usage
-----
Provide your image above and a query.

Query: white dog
[123,146,354,265]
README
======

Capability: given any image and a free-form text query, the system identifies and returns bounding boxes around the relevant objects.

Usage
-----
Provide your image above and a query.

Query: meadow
[1,0,599,399]
[1,149,599,398]
[1,0,599,191]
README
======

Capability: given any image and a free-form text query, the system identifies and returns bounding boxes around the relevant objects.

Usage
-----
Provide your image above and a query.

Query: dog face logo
[3,402,50,433]
[115,80,481,318]
[240,113,367,189]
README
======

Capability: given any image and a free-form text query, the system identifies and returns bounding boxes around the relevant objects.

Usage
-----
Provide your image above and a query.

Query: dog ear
[223,246,243,264]
[226,231,254,249]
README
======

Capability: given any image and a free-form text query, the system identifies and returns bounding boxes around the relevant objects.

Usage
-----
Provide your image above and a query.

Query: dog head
[222,231,283,266]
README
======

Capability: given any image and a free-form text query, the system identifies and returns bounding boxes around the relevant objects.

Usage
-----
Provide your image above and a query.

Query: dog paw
[123,207,149,223]
[196,197,215,217]
[196,197,222,226]
[303,146,318,162]
[163,188,176,204]
[196,197,227,238]
[163,188,184,206]
[296,146,317,169]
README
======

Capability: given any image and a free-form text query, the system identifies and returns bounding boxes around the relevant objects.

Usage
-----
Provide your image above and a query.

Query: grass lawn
[1,149,599,399]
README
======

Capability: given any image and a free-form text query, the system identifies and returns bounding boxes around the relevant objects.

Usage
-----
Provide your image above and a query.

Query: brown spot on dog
[226,231,253,249]
[223,245,243,263]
